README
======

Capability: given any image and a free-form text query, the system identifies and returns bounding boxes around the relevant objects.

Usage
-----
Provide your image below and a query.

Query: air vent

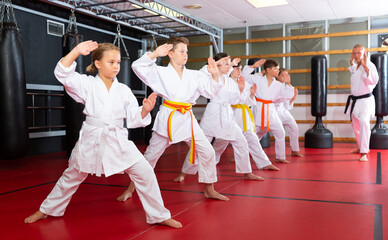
[47,20,64,37]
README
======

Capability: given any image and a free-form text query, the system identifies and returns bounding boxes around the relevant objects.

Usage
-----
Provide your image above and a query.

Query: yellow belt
[231,104,255,132]
[162,100,195,164]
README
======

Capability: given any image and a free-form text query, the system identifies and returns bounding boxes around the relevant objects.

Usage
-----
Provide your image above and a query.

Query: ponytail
[86,63,96,74]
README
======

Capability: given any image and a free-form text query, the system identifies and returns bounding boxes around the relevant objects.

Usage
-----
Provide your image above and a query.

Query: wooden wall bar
[189,28,388,47]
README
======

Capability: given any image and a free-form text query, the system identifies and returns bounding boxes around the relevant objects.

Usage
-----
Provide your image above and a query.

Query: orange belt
[255,98,273,131]
[162,100,195,164]
[231,104,255,132]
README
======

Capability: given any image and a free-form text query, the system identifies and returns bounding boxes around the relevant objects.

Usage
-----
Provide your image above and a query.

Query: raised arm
[61,41,98,67]
[147,43,173,60]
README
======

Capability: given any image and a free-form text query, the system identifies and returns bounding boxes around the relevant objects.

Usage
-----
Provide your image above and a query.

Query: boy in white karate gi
[346,44,379,161]
[123,37,229,201]
[275,68,303,157]
[173,54,266,182]
[207,62,280,172]
[25,41,181,228]
[242,59,295,163]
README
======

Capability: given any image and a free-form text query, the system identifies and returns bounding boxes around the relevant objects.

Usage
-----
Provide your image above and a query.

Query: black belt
[344,92,373,120]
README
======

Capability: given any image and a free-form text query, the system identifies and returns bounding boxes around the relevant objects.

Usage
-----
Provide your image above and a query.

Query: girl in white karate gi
[274,68,303,157]
[121,37,229,202]
[242,59,294,163]
[174,54,265,182]
[25,41,181,228]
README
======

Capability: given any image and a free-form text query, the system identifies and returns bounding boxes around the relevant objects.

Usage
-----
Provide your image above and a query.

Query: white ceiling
[160,0,388,29]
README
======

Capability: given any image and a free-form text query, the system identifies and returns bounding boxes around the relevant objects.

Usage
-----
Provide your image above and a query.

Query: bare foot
[24,210,47,224]
[360,154,368,162]
[276,159,290,164]
[117,182,135,202]
[262,164,280,171]
[244,173,264,181]
[204,184,229,201]
[291,151,303,157]
[351,149,360,154]
[173,173,186,183]
[159,218,182,228]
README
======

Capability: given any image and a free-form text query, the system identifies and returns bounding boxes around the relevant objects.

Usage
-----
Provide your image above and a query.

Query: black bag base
[370,124,388,149]
[259,132,270,148]
[304,119,333,148]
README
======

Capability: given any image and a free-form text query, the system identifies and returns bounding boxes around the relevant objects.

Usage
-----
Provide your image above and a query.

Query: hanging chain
[151,34,158,50]
[65,8,78,34]
[0,0,19,30]
[113,24,130,58]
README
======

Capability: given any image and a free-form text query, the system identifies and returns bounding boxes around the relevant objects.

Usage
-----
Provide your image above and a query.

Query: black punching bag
[145,57,163,145]
[370,53,388,149]
[117,56,131,86]
[117,56,132,140]
[0,22,28,159]
[305,55,333,148]
[260,132,270,148]
[63,33,85,156]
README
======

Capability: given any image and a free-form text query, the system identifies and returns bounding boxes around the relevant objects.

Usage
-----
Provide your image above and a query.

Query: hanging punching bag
[0,22,28,159]
[118,56,131,140]
[305,55,333,148]
[370,53,388,149]
[63,32,85,157]
[145,56,163,145]
[117,56,131,86]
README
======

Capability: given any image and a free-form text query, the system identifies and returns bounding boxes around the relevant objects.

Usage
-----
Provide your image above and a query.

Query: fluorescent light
[247,0,288,8]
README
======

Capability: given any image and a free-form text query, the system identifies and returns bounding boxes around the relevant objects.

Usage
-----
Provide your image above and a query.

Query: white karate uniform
[242,66,294,160]
[348,61,379,153]
[40,61,171,224]
[181,68,252,175]
[275,100,300,152]
[132,53,223,183]
[213,82,273,169]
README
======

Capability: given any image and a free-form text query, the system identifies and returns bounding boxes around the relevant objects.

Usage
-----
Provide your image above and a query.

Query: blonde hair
[353,44,365,50]
[86,43,120,74]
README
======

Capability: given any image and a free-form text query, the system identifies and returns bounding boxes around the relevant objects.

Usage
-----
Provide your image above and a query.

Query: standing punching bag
[305,55,333,148]
[370,53,388,149]
[260,132,270,148]
[0,2,28,159]
[63,11,85,157]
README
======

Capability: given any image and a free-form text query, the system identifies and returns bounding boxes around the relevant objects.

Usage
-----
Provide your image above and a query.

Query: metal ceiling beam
[120,14,161,21]
[42,0,170,38]
[42,0,221,39]
[124,0,221,39]
[76,0,126,8]
[131,20,174,26]
[97,8,144,15]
